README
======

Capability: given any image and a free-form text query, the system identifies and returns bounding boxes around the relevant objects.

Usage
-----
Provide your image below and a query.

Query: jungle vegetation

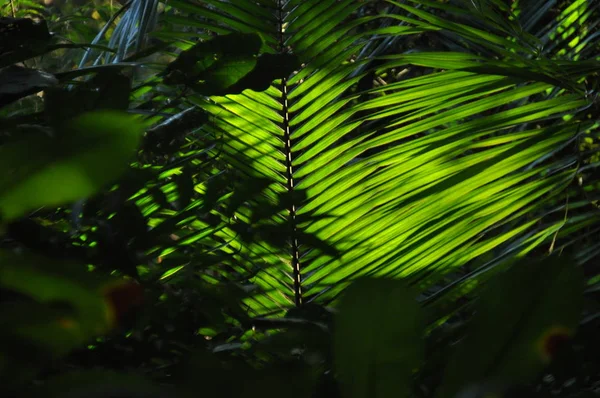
[0,0,599,397]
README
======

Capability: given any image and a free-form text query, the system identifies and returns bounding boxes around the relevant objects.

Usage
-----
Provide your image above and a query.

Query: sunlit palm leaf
[154,0,600,319]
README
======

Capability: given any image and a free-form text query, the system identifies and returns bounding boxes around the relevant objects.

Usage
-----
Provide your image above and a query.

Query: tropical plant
[143,0,600,316]
[1,0,600,397]
[144,0,600,395]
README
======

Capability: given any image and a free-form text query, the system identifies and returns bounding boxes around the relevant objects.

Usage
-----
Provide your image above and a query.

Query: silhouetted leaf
[163,32,299,95]
[163,33,261,85]
[227,53,301,93]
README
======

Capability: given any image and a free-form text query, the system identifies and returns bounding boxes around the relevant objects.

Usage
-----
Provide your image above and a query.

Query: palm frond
[148,0,600,320]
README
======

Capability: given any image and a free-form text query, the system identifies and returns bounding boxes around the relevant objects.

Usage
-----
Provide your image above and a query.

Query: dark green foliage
[0,111,145,222]
[44,70,132,126]
[0,1,599,398]
[0,250,144,388]
[437,257,584,398]
[334,278,424,398]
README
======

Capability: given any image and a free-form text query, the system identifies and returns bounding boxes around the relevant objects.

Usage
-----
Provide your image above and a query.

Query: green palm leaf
[142,0,600,321]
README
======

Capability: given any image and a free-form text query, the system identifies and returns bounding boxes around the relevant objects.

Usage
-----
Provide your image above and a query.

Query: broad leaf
[437,257,584,398]
[0,250,143,337]
[0,111,144,222]
[334,278,424,398]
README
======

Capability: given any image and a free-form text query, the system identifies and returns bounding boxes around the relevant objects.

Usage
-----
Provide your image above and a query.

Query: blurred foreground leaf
[438,257,584,398]
[0,111,145,223]
[334,278,424,398]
